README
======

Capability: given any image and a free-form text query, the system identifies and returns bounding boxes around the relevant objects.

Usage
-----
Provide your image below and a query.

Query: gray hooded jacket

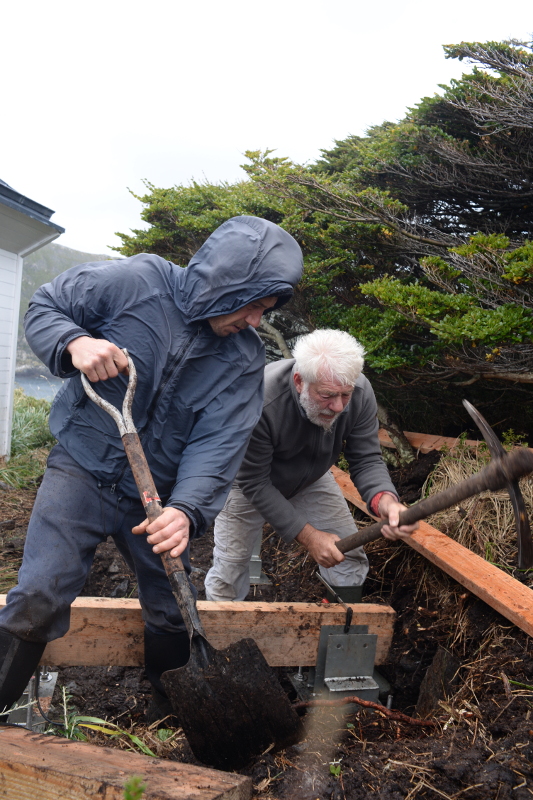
[24,216,303,535]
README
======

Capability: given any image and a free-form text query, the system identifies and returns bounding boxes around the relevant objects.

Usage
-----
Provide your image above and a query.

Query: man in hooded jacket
[0,215,303,720]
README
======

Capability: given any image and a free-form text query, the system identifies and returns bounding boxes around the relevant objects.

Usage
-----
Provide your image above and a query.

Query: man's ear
[293,371,304,394]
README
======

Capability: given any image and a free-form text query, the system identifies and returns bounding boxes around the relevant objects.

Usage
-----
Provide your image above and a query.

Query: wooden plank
[0,597,395,667]
[0,727,251,800]
[378,428,480,453]
[331,466,533,637]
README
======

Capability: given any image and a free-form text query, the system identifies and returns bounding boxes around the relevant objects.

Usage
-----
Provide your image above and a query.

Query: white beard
[299,385,342,432]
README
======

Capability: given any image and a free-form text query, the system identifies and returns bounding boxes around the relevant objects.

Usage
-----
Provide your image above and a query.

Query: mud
[1,450,532,798]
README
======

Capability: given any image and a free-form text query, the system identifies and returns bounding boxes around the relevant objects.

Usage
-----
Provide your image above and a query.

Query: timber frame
[0,597,395,668]
[0,727,252,800]
[331,464,533,638]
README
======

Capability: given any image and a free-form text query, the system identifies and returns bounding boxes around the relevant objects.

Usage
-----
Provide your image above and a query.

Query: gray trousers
[205,471,369,601]
[0,444,192,643]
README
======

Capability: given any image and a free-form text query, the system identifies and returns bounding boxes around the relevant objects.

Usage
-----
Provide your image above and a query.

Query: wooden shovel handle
[122,432,206,638]
[337,447,533,554]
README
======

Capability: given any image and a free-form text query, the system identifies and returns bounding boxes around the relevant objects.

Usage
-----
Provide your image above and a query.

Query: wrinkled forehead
[308,375,355,394]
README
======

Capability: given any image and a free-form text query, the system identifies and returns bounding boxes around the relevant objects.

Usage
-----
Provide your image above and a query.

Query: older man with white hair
[205,328,417,603]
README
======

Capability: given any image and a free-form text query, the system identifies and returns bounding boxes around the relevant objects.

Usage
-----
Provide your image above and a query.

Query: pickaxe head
[463,400,533,569]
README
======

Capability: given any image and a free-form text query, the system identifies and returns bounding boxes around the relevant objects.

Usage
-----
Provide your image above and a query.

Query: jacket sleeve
[343,381,398,505]
[165,347,265,535]
[23,260,131,378]
[236,414,308,543]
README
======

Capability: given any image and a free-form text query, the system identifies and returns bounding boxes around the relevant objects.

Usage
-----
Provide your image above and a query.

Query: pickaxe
[336,405,533,569]
[462,400,533,569]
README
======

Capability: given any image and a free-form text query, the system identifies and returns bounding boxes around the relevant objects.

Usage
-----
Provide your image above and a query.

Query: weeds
[123,776,146,800]
[422,434,533,572]
[48,687,157,756]
[10,389,55,455]
[0,389,55,487]
[0,564,21,594]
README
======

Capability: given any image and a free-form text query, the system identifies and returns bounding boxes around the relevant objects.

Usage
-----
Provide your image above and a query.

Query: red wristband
[369,491,398,517]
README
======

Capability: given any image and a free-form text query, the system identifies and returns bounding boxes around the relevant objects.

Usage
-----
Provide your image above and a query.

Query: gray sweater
[236,359,398,542]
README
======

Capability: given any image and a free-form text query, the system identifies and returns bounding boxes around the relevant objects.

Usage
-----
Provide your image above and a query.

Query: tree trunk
[376,402,416,465]
[258,320,293,359]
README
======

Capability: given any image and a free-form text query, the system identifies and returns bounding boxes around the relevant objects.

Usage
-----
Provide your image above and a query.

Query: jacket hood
[174,216,303,322]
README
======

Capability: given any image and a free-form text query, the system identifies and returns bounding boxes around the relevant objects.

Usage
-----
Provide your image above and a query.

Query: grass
[123,776,146,799]
[423,436,533,575]
[0,563,21,594]
[0,388,55,487]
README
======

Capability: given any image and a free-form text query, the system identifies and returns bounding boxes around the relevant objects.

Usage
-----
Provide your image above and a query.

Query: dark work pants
[0,444,192,643]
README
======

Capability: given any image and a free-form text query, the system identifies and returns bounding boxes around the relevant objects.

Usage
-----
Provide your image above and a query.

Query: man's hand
[132,507,190,558]
[378,493,419,541]
[66,336,129,382]
[296,523,345,568]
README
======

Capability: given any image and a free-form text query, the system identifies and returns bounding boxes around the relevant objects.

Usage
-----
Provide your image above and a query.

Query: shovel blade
[162,636,303,770]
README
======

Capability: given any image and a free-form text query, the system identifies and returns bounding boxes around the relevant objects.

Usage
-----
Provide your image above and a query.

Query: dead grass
[423,440,533,576]
[359,440,533,654]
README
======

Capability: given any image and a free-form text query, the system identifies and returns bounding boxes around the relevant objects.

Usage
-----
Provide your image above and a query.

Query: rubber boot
[325,584,364,604]
[0,629,46,722]
[144,628,190,726]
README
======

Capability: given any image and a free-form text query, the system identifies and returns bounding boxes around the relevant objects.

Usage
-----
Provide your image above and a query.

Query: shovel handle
[336,446,533,554]
[122,434,207,640]
[81,356,206,640]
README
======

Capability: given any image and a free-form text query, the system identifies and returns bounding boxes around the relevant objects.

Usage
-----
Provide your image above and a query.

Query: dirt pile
[1,449,532,798]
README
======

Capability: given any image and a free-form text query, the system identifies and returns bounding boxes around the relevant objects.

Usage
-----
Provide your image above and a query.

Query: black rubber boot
[325,584,364,604]
[144,628,190,726]
[0,629,46,722]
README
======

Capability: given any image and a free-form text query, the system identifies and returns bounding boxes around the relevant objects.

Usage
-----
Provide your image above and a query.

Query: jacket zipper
[110,327,201,489]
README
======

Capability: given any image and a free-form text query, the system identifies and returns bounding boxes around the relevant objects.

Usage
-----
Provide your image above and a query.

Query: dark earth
[1,451,532,798]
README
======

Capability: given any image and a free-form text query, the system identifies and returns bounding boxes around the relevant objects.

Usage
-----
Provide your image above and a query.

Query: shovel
[82,351,302,770]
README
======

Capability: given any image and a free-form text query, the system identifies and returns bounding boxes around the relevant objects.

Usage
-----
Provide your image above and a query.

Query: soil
[1,451,532,799]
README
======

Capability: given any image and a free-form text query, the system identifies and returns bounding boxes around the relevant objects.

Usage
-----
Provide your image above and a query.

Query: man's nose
[328,396,344,413]
[246,308,264,328]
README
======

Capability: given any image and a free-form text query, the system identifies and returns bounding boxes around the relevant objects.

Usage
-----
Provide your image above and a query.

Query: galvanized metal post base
[249,532,271,586]
[290,624,390,705]
[8,667,58,731]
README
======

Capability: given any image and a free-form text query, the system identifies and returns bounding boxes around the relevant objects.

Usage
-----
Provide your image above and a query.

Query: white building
[0,180,64,459]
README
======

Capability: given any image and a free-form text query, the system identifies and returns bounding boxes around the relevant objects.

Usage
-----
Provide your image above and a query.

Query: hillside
[17,243,112,370]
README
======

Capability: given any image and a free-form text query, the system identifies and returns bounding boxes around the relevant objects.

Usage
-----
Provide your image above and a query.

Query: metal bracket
[249,532,271,586]
[314,624,380,701]
[8,667,58,731]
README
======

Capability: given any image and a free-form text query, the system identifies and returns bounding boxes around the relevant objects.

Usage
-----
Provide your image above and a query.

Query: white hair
[293,329,365,387]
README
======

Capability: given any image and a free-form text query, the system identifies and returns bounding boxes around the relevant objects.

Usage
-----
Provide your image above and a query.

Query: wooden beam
[0,727,251,800]
[331,465,533,637]
[0,597,395,667]
[378,428,480,453]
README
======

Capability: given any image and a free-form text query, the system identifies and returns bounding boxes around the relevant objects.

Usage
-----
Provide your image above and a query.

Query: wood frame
[331,465,533,637]
[0,727,251,800]
[378,428,480,453]
[0,597,395,667]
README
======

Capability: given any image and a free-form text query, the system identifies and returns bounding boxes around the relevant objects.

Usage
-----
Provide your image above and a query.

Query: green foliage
[360,277,533,347]
[501,428,529,448]
[156,728,175,742]
[10,389,54,456]
[114,178,289,263]
[451,232,511,256]
[49,687,157,756]
[0,389,55,488]
[114,38,533,396]
[123,776,147,800]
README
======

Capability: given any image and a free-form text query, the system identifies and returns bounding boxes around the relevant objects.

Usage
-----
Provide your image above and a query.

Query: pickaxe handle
[336,447,533,554]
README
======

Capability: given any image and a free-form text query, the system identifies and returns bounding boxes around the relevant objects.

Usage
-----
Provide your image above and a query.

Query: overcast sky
[3,1,532,256]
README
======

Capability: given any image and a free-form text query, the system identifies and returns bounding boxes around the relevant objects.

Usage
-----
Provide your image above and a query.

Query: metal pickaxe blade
[462,400,533,569]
